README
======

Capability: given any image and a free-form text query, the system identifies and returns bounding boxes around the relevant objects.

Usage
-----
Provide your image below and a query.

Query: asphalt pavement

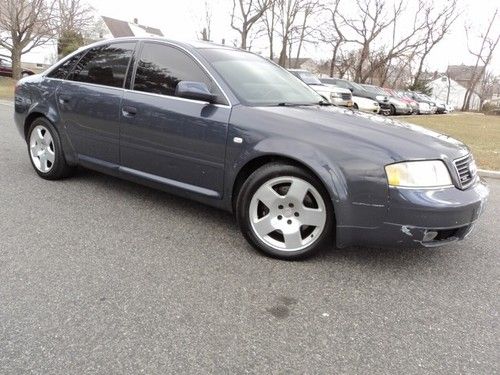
[0,101,498,374]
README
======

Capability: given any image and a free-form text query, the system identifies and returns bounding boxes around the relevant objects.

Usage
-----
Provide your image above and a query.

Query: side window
[47,52,85,79]
[69,43,135,88]
[133,43,224,103]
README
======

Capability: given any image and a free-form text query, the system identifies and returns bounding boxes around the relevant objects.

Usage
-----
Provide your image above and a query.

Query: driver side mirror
[175,81,217,103]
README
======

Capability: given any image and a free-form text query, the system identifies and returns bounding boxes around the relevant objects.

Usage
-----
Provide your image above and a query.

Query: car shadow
[70,167,455,268]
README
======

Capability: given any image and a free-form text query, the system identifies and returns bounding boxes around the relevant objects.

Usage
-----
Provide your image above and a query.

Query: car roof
[79,36,240,52]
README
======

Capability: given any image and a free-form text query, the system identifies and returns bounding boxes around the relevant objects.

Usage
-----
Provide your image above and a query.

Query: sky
[87,0,500,74]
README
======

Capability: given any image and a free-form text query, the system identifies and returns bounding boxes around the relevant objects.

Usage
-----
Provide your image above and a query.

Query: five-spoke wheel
[29,125,55,173]
[237,163,333,259]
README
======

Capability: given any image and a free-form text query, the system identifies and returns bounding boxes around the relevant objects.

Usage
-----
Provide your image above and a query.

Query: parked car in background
[433,99,447,114]
[289,69,353,107]
[406,91,438,114]
[351,95,380,114]
[385,89,419,114]
[14,37,488,259]
[321,77,391,115]
[362,84,412,116]
[0,58,35,78]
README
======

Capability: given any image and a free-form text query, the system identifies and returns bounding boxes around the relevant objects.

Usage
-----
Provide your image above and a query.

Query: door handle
[58,95,71,104]
[122,106,137,117]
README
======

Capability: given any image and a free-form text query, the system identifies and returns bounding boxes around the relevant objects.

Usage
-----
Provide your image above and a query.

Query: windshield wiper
[317,100,332,106]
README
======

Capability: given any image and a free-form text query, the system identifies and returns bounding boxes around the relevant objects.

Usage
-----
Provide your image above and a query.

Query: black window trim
[129,40,231,106]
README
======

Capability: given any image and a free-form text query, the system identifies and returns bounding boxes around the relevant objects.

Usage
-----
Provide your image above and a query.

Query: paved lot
[0,102,498,374]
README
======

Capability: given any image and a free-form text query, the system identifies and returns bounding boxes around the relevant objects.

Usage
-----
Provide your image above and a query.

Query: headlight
[376,95,385,101]
[385,160,452,188]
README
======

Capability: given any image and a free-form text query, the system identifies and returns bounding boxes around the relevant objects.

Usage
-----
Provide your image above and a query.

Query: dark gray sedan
[13,37,489,259]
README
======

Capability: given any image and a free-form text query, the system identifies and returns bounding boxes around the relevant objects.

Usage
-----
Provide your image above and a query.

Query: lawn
[399,113,500,171]
[0,77,16,100]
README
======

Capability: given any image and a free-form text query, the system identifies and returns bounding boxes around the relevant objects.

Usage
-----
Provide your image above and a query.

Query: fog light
[423,231,438,242]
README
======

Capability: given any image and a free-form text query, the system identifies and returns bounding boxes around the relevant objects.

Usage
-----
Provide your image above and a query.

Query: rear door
[55,42,136,164]
[119,42,231,197]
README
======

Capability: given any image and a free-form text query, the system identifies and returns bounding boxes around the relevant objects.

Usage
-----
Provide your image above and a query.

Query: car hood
[253,105,469,161]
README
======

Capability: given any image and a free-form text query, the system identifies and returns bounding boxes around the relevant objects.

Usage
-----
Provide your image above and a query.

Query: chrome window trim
[123,88,231,108]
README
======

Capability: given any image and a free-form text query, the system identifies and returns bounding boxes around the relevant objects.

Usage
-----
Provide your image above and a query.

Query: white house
[428,75,481,111]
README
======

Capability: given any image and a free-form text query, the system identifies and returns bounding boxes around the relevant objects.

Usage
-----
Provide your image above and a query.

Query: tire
[389,104,396,116]
[353,103,359,110]
[21,72,30,78]
[27,117,74,180]
[236,163,334,260]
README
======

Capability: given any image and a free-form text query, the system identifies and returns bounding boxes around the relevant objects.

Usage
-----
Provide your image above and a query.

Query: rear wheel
[236,163,334,260]
[389,104,396,116]
[353,103,359,110]
[27,118,74,180]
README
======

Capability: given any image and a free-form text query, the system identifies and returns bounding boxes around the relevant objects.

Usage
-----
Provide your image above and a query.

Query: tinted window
[69,43,135,88]
[47,52,85,79]
[133,43,224,103]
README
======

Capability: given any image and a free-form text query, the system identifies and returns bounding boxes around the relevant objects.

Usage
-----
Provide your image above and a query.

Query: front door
[120,42,231,197]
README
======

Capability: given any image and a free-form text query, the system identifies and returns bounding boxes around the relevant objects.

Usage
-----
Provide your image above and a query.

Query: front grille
[453,154,477,189]
[341,93,352,100]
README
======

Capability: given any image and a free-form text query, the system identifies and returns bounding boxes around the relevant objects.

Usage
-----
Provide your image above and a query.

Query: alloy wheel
[29,125,55,173]
[249,176,327,251]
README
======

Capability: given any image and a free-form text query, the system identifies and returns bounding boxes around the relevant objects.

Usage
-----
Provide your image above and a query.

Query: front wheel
[236,163,334,260]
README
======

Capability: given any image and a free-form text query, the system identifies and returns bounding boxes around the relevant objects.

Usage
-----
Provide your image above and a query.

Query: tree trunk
[278,37,288,67]
[241,29,248,50]
[11,49,22,80]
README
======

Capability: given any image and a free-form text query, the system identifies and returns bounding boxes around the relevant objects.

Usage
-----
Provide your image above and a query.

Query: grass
[399,113,500,170]
[0,77,16,100]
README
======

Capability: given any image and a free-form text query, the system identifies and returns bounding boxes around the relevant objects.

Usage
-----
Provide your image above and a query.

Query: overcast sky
[87,0,500,74]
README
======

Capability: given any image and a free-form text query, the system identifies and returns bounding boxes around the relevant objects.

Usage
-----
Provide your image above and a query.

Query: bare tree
[276,0,303,67]
[262,0,278,59]
[319,0,344,77]
[0,0,57,79]
[462,9,500,111]
[231,0,271,49]
[57,0,94,55]
[293,0,321,68]
[199,0,212,41]
[411,0,459,88]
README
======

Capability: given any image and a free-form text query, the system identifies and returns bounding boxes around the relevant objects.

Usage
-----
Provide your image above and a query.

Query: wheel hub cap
[29,125,55,173]
[249,176,327,252]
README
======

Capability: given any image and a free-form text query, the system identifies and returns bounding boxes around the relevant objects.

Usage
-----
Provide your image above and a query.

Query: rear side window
[69,43,135,88]
[47,52,85,79]
[133,43,224,103]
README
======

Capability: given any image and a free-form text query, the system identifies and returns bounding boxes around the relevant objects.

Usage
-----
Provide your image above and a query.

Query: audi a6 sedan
[14,37,489,259]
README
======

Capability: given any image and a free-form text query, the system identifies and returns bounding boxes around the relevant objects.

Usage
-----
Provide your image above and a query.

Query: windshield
[296,71,322,85]
[198,48,323,106]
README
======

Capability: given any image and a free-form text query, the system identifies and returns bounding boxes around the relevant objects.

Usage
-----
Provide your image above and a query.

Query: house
[100,16,164,39]
[428,75,481,111]
[446,65,484,90]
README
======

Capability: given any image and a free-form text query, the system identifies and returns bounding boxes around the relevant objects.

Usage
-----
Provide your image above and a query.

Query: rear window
[68,43,136,88]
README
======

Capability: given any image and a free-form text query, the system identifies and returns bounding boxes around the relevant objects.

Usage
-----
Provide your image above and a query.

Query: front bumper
[337,180,489,248]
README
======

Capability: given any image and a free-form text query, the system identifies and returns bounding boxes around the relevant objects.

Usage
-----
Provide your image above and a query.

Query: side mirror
[348,88,353,93]
[175,81,217,103]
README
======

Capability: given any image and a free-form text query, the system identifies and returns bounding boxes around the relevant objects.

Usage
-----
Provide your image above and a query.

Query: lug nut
[277,215,282,220]
[278,205,283,209]
[287,220,292,224]
[294,212,299,217]
[289,203,294,208]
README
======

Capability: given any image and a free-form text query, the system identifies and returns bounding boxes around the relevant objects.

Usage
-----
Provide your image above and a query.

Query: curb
[0,99,14,107]
[479,169,500,179]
